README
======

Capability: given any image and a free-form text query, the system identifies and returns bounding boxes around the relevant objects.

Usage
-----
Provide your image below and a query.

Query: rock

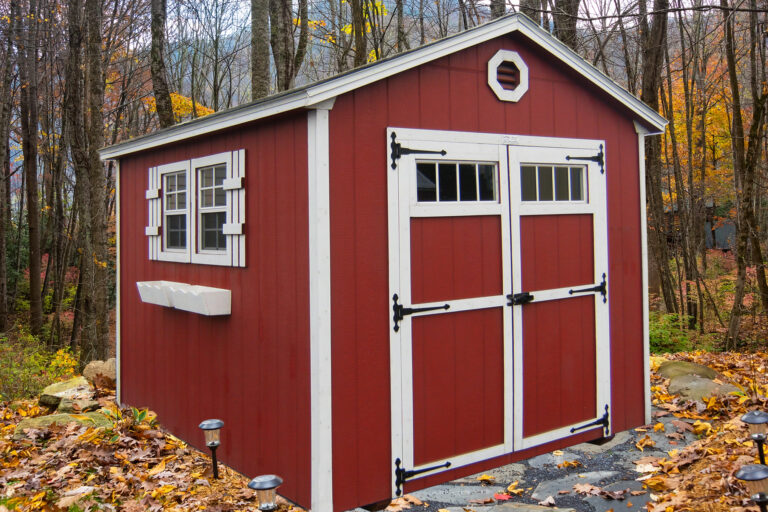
[39,376,93,408]
[531,471,618,501]
[12,412,112,440]
[668,374,739,401]
[657,361,718,380]
[83,358,117,389]
[57,398,100,413]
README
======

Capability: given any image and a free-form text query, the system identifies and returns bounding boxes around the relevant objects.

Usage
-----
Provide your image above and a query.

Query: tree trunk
[251,0,270,100]
[520,0,539,24]
[553,0,580,50]
[18,0,43,336]
[639,0,677,314]
[490,0,505,18]
[0,4,13,332]
[351,0,367,66]
[151,0,175,128]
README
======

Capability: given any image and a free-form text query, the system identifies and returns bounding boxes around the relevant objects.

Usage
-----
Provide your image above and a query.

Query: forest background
[0,0,766,400]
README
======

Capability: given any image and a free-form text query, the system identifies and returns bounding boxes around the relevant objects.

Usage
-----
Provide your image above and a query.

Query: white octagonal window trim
[487,50,529,102]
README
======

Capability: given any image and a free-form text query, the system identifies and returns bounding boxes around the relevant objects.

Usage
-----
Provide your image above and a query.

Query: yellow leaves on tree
[143,92,214,123]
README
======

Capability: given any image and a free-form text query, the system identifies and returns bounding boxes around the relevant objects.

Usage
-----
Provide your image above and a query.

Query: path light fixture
[248,474,283,512]
[735,464,768,512]
[198,419,224,479]
[743,410,768,465]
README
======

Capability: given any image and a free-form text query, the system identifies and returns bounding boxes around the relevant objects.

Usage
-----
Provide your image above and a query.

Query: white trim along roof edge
[99,14,667,160]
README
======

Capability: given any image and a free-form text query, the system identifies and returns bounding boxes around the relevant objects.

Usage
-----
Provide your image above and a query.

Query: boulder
[12,412,112,440]
[39,376,93,408]
[668,374,739,401]
[57,398,101,414]
[83,358,117,389]
[658,360,719,380]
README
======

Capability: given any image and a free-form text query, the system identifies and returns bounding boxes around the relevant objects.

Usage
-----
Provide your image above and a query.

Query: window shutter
[225,150,246,267]
[146,166,162,259]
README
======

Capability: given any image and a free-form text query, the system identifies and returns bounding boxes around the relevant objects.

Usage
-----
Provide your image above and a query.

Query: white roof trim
[100,14,666,160]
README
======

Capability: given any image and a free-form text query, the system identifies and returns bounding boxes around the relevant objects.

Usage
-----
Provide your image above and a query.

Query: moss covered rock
[658,360,719,380]
[12,412,112,440]
[39,376,93,408]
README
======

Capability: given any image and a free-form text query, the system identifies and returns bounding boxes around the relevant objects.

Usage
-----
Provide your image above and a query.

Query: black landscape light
[198,419,224,479]
[735,464,768,512]
[743,410,768,465]
[248,474,284,511]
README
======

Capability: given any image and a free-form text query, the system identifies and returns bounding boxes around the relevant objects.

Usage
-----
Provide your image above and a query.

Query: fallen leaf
[635,435,655,451]
[538,496,556,507]
[476,474,495,483]
[493,493,511,501]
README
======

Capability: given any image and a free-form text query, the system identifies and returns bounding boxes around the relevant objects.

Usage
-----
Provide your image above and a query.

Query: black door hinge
[392,294,449,332]
[507,292,534,306]
[570,404,610,437]
[394,458,451,496]
[568,273,607,303]
[566,144,605,174]
[390,132,447,170]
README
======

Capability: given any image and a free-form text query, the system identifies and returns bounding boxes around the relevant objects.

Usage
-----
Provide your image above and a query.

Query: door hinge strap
[570,404,610,436]
[507,292,534,306]
[394,458,451,496]
[390,132,447,170]
[568,273,607,303]
[392,294,450,332]
[566,144,605,174]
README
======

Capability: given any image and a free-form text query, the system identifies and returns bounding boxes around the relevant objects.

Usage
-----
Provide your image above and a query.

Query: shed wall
[329,32,644,510]
[118,113,311,507]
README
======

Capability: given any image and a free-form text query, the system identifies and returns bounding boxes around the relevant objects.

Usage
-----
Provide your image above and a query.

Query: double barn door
[387,129,611,495]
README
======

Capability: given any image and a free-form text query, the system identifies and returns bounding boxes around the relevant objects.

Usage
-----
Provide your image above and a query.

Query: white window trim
[190,152,233,266]
[157,161,192,263]
[146,150,246,267]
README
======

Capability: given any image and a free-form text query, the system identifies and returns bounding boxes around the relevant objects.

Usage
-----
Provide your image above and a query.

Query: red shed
[101,14,666,512]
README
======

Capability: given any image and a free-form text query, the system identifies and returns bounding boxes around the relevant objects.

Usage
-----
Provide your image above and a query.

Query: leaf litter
[0,388,301,511]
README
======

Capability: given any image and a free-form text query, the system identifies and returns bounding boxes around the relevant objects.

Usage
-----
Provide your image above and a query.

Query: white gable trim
[100,14,666,161]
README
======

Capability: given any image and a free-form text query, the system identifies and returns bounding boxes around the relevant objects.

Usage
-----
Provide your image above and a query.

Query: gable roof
[100,13,667,160]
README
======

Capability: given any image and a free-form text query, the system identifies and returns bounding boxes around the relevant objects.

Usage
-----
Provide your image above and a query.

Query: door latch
[392,294,450,332]
[507,292,534,306]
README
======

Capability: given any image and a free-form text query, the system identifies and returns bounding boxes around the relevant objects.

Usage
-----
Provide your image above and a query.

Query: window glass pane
[166,174,176,192]
[416,163,437,202]
[165,194,176,210]
[438,163,457,201]
[166,214,186,249]
[201,189,213,208]
[459,164,477,201]
[177,174,186,189]
[478,165,496,201]
[538,166,553,201]
[570,167,584,201]
[214,188,226,207]
[555,166,569,201]
[178,192,186,208]
[201,211,226,251]
[200,168,213,188]
[521,166,536,201]
[215,165,226,184]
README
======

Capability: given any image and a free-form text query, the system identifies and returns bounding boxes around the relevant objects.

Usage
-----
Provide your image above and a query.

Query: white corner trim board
[136,281,231,316]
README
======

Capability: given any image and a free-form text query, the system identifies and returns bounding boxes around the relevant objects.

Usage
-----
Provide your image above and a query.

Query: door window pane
[555,167,569,201]
[570,167,584,200]
[521,166,537,201]
[459,164,477,201]
[417,163,437,202]
[438,163,458,201]
[478,165,496,201]
[537,166,553,201]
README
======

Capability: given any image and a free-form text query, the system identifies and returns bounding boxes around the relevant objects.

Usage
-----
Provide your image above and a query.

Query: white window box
[136,281,231,316]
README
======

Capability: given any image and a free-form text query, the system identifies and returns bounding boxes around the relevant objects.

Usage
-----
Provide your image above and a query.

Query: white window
[146,150,245,267]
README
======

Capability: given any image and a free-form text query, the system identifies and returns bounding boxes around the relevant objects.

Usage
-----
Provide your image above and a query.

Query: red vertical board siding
[412,308,504,465]
[522,296,597,437]
[520,215,594,291]
[410,216,502,303]
[330,31,645,509]
[118,113,311,508]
